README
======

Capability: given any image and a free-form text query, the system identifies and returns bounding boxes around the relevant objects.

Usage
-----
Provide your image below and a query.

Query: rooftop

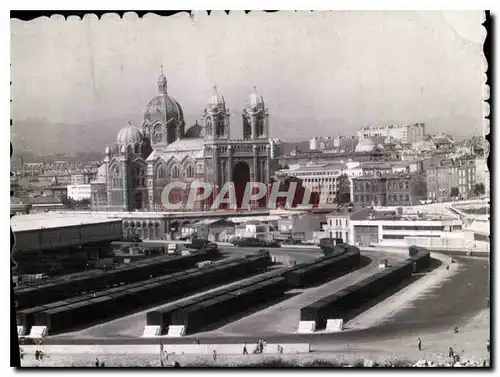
[349,208,459,222]
[11,212,121,233]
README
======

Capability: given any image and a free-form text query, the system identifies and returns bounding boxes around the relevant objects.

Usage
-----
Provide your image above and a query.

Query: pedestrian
[417,338,422,351]
[213,349,217,361]
[243,343,248,355]
[100,362,105,367]
[487,340,490,353]
[95,358,100,367]
[35,350,40,361]
[449,346,454,358]
[259,340,263,354]
[454,326,459,334]
[160,342,164,354]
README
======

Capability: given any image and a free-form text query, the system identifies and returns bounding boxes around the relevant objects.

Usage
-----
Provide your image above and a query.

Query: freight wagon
[14,250,213,309]
[20,253,272,334]
[300,246,431,329]
[170,277,287,334]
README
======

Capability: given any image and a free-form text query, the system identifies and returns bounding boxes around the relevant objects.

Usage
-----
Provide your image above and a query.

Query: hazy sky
[11,11,486,139]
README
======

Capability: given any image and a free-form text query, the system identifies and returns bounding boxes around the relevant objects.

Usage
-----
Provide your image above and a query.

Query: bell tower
[204,86,230,141]
[242,86,269,140]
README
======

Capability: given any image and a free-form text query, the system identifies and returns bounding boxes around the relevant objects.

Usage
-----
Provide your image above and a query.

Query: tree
[450,187,459,198]
[473,183,485,196]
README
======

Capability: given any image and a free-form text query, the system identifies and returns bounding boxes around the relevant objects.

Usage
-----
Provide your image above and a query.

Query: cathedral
[91,67,279,212]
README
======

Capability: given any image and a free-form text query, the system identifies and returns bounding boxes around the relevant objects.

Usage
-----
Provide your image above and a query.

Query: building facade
[426,156,477,201]
[67,184,92,201]
[349,208,464,247]
[352,173,427,207]
[357,123,426,144]
[91,68,278,212]
[277,163,350,205]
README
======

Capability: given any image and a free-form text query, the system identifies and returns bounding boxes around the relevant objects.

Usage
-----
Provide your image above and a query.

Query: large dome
[144,94,184,124]
[355,137,375,153]
[117,123,144,145]
[144,66,185,124]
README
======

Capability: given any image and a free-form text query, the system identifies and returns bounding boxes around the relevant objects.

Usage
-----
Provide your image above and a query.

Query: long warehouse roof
[11,212,121,233]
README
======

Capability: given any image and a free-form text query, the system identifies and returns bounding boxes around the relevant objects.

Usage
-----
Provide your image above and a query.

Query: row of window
[382,225,445,231]
[157,165,195,179]
[328,218,348,226]
[387,194,410,203]
[331,231,348,240]
[382,234,441,239]
[300,177,340,183]
[289,171,341,177]
[354,180,410,191]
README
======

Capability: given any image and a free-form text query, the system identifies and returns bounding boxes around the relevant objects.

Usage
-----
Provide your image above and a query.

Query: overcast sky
[11,11,486,139]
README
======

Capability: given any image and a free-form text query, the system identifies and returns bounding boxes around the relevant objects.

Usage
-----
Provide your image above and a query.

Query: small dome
[208,86,225,108]
[355,137,375,153]
[117,123,144,146]
[249,86,264,108]
[185,121,204,138]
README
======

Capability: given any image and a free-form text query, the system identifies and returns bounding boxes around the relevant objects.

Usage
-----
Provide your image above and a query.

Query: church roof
[149,138,205,162]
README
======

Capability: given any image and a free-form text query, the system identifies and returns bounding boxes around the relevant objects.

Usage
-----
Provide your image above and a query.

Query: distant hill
[11,116,138,158]
[11,115,316,160]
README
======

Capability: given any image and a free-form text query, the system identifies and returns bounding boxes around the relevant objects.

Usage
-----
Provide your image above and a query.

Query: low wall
[21,343,311,355]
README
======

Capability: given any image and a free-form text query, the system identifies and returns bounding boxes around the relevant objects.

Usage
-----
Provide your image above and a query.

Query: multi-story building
[426,156,476,201]
[456,156,476,199]
[474,157,489,196]
[348,207,466,248]
[352,172,427,207]
[357,123,426,144]
[277,162,348,204]
[309,136,358,152]
[277,212,326,241]
[323,207,350,242]
[67,184,92,201]
[71,172,96,185]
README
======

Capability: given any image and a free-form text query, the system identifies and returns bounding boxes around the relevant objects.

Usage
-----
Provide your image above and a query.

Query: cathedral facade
[91,68,279,212]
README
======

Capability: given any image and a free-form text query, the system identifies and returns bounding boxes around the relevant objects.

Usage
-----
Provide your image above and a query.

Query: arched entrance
[233,161,251,209]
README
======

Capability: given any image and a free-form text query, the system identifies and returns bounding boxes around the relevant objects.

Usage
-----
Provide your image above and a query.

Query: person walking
[243,343,248,355]
[417,338,422,351]
[487,340,490,353]
[213,349,217,361]
[449,346,454,358]
[95,358,100,367]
